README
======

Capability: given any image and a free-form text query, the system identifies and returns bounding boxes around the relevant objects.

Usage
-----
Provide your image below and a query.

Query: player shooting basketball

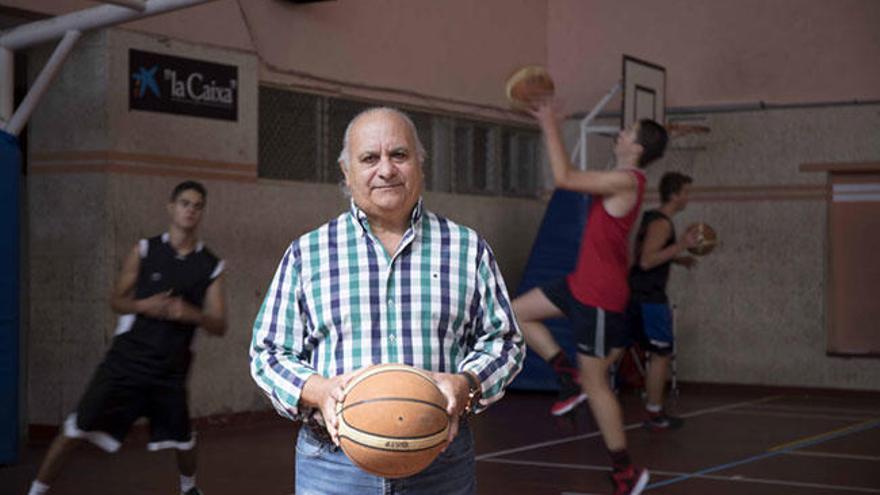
[509,67,668,495]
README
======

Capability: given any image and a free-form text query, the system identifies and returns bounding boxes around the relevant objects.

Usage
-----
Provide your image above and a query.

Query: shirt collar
[348,198,424,234]
[162,232,203,252]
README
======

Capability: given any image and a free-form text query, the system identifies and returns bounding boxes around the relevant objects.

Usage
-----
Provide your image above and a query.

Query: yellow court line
[769,417,880,452]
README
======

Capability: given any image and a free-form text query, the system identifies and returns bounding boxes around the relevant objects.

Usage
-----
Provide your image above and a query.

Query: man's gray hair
[337,107,427,170]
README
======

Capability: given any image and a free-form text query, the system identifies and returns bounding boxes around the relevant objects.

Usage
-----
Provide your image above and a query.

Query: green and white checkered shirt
[250,200,524,420]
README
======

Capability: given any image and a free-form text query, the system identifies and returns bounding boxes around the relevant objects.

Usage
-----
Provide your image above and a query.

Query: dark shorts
[540,278,629,358]
[64,359,193,452]
[626,300,675,356]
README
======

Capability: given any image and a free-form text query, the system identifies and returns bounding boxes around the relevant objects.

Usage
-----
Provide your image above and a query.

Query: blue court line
[646,418,880,490]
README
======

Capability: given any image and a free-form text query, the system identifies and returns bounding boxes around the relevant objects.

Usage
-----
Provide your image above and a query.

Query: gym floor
[2,385,879,494]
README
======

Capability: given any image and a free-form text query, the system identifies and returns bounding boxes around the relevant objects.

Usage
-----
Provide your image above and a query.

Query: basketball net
[661,122,711,173]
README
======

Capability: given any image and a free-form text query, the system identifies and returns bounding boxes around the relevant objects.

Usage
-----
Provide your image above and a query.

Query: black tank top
[109,233,222,376]
[629,210,674,303]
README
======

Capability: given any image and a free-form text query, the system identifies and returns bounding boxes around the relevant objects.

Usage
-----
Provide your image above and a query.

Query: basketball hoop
[661,120,711,172]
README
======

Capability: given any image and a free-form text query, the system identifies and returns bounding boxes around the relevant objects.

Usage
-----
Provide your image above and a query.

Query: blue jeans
[295,421,476,495]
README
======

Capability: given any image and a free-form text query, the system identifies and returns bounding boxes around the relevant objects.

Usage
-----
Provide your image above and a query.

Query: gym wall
[12,0,880,426]
[20,0,549,424]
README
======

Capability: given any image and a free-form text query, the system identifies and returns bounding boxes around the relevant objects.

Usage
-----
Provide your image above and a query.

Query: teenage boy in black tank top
[29,181,227,495]
[628,172,698,431]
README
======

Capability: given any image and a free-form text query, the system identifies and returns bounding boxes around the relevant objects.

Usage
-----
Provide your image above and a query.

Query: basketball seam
[338,397,448,415]
[345,366,437,391]
[338,425,449,452]
[338,420,449,442]
[340,437,446,453]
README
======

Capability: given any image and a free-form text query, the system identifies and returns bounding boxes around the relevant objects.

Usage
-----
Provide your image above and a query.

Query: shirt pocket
[420,270,467,335]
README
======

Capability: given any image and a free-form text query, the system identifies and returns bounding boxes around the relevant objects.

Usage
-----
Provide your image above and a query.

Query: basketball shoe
[610,466,649,495]
[644,411,684,431]
[550,373,588,416]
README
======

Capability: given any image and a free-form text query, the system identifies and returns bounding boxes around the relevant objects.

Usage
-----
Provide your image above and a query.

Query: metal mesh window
[502,129,540,197]
[407,110,434,190]
[258,87,320,182]
[453,121,499,195]
[326,98,372,185]
[258,86,539,197]
[429,116,454,193]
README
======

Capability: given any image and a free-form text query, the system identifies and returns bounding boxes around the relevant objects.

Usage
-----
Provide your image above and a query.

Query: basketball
[336,364,450,479]
[687,222,718,256]
[505,65,555,109]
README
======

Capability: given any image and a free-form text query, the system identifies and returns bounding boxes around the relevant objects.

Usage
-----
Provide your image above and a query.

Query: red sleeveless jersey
[566,169,645,312]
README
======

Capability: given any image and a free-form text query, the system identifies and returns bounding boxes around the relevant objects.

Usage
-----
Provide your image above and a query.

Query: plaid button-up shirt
[250,200,524,419]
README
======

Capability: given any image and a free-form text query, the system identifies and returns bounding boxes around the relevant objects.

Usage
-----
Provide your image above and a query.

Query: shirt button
[387,298,394,307]
[389,334,397,342]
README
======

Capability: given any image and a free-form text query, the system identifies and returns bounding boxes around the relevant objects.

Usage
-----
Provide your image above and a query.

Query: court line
[783,450,880,462]
[475,395,782,461]
[769,418,880,452]
[483,458,880,494]
[718,409,874,422]
[747,403,880,416]
[646,417,880,490]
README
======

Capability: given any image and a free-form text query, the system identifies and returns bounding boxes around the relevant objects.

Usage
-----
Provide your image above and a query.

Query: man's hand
[429,372,473,448]
[681,225,701,250]
[527,98,560,128]
[165,297,202,324]
[302,371,362,446]
[135,291,171,319]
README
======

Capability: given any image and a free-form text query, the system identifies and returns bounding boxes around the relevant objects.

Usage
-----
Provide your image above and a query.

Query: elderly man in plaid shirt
[250,107,524,495]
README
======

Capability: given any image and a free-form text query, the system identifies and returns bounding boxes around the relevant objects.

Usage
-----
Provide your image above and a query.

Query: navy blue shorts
[626,300,675,356]
[540,278,629,358]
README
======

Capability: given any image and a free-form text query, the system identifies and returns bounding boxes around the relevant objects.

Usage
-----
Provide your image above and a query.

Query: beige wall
[23,26,546,421]
[7,0,547,120]
[640,104,880,390]
[552,103,880,391]
[548,0,880,112]
[27,176,543,422]
[10,0,880,425]
[9,1,880,110]
[24,28,260,422]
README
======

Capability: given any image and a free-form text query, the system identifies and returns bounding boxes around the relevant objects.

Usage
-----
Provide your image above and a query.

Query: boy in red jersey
[512,101,667,495]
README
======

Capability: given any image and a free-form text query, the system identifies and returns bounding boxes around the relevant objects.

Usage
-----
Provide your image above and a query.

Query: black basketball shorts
[64,359,194,452]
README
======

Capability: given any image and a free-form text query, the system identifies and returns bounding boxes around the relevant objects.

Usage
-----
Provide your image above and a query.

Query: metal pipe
[0,0,216,51]
[569,134,582,166]
[95,0,148,11]
[575,82,620,170]
[579,82,621,127]
[0,47,12,124]
[4,31,81,136]
[572,98,880,121]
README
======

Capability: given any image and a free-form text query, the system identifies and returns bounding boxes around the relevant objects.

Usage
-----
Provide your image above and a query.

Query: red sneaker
[550,385,588,416]
[550,369,588,416]
[610,466,649,495]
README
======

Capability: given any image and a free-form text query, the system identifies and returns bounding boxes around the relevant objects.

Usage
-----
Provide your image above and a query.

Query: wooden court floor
[2,385,879,494]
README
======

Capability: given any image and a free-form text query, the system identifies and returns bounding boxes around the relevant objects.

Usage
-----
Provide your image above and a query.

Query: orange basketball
[505,65,555,109]
[336,364,450,478]
[687,222,718,256]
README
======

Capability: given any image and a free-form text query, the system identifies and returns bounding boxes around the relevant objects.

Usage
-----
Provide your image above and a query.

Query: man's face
[167,189,204,231]
[672,183,691,211]
[342,111,423,219]
[614,122,643,163]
